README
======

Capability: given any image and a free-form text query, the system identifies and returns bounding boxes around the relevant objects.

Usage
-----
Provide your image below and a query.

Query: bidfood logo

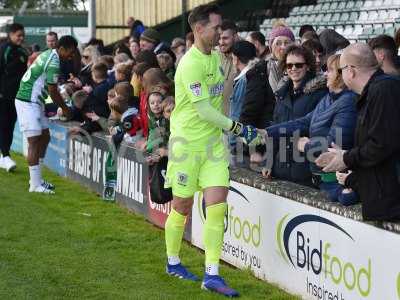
[198,186,261,247]
[276,214,372,298]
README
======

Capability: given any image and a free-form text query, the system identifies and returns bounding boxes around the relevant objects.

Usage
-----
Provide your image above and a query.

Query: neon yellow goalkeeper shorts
[165,143,230,198]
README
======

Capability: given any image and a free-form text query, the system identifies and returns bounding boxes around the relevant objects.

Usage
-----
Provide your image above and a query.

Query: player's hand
[231,122,264,146]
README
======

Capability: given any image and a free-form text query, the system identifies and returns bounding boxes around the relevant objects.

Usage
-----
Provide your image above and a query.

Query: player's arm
[46,59,70,117]
[48,84,70,115]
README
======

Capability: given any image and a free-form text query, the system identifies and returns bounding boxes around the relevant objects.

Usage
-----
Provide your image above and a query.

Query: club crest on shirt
[189,82,202,97]
[177,172,188,186]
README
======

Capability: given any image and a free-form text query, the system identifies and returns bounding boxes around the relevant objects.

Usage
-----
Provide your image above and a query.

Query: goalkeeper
[164,4,262,297]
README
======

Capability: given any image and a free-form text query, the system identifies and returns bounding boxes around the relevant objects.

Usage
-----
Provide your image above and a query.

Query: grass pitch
[0,154,298,299]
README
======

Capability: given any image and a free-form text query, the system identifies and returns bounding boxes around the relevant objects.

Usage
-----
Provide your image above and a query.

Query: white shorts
[15,99,49,138]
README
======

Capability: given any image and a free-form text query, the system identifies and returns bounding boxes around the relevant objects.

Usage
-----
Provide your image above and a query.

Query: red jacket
[139,90,149,137]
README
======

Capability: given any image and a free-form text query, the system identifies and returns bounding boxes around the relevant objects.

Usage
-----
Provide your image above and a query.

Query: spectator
[46,31,58,49]
[267,26,295,93]
[0,23,28,172]
[316,43,400,221]
[170,37,186,67]
[302,39,325,73]
[129,38,140,59]
[98,55,115,70]
[157,52,175,81]
[58,90,88,122]
[264,54,358,205]
[185,32,194,49]
[115,61,134,83]
[246,31,269,60]
[319,29,349,58]
[80,45,101,86]
[28,44,41,66]
[127,17,145,40]
[218,20,239,115]
[368,34,400,76]
[115,81,138,108]
[146,91,168,154]
[140,68,173,138]
[135,49,159,68]
[229,41,258,153]
[269,45,328,185]
[299,24,316,41]
[113,41,133,59]
[131,62,152,98]
[86,38,105,55]
[72,62,111,135]
[140,28,176,62]
[301,31,319,44]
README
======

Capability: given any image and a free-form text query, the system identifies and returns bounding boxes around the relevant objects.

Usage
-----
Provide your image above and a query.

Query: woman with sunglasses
[262,54,358,205]
[79,45,101,87]
[263,44,328,185]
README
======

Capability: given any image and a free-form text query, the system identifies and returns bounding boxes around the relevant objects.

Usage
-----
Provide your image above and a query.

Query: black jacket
[239,60,275,128]
[0,41,28,100]
[270,73,328,184]
[344,70,400,221]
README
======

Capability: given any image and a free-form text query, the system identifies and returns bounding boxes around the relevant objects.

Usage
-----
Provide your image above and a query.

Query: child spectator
[157,52,175,80]
[70,62,111,135]
[131,62,152,97]
[146,91,169,154]
[107,88,116,105]
[115,61,134,83]
[162,96,175,120]
[113,105,142,147]
[115,82,138,108]
[140,68,174,138]
[98,55,114,70]
[58,90,88,122]
[85,95,128,133]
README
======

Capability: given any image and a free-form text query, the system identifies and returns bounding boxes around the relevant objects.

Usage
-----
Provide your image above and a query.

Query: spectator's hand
[315,143,347,172]
[69,126,81,135]
[297,137,310,153]
[135,139,147,151]
[336,170,352,185]
[86,111,100,121]
[261,168,272,180]
[82,85,93,94]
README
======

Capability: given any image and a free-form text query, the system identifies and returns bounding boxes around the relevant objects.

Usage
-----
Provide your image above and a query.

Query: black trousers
[0,98,17,157]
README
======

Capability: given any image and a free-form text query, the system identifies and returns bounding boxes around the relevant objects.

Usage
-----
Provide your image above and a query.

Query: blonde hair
[327,54,346,90]
[82,45,101,64]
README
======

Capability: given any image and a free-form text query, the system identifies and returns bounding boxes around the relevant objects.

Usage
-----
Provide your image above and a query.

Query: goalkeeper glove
[230,121,263,146]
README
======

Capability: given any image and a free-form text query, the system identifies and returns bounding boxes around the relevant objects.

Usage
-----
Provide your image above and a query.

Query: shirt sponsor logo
[209,82,224,97]
[189,82,202,97]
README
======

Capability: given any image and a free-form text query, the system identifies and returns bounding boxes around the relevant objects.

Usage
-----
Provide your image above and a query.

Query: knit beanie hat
[140,28,161,45]
[268,26,295,48]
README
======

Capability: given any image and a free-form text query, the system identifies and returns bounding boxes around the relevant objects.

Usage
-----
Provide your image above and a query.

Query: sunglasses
[83,55,90,59]
[286,62,306,70]
[338,65,355,75]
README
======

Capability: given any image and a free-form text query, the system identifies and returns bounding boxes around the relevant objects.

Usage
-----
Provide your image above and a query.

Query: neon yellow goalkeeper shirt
[170,45,225,151]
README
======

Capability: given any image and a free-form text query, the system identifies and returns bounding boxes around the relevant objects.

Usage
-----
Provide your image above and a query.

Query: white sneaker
[2,156,16,172]
[29,185,55,194]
